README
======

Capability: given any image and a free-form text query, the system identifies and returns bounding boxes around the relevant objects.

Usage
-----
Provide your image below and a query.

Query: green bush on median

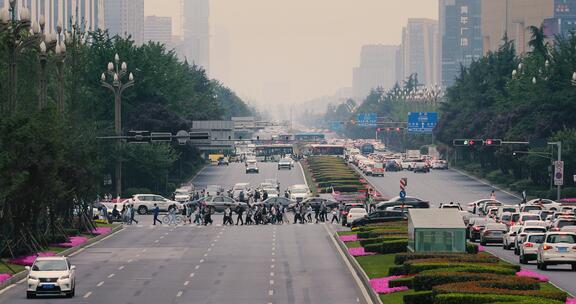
[433,293,565,304]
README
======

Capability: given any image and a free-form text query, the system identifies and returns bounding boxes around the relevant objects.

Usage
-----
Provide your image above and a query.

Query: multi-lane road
[363,168,575,296]
[0,162,364,304]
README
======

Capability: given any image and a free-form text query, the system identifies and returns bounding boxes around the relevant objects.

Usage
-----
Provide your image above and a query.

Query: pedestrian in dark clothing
[152,204,162,225]
[254,191,261,202]
[236,205,244,225]
[314,205,320,223]
[239,191,245,203]
[300,204,307,224]
[246,207,253,225]
[130,204,139,224]
[204,210,213,225]
[293,204,301,224]
[262,191,268,201]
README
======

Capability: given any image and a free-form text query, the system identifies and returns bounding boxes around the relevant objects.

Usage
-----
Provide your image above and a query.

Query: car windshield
[547,234,576,244]
[443,205,460,209]
[350,209,366,213]
[32,260,68,271]
[558,220,576,228]
[524,228,546,233]
[501,215,511,221]
[524,206,541,211]
[511,214,520,222]
[528,235,545,243]
[522,215,540,221]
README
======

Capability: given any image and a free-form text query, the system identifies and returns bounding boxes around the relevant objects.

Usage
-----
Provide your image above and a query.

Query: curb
[0,225,124,292]
[324,224,380,304]
[298,161,309,188]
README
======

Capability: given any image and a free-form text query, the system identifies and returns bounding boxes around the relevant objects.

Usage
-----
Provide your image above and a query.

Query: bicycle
[162,214,183,225]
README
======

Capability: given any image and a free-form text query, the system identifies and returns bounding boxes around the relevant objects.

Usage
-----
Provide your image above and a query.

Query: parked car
[246,160,259,174]
[261,197,294,208]
[350,210,406,228]
[468,199,502,215]
[514,226,548,255]
[26,256,76,298]
[480,223,508,246]
[278,158,293,170]
[518,213,542,225]
[346,208,368,226]
[173,187,192,202]
[132,194,179,215]
[519,233,546,264]
[503,225,523,250]
[537,232,576,270]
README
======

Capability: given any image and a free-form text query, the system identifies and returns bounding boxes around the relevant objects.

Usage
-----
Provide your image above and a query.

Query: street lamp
[54,21,67,114]
[1,0,43,114]
[100,54,135,197]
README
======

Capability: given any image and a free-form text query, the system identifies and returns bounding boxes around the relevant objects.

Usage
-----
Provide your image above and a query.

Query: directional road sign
[357,113,377,127]
[555,161,564,186]
[407,112,438,133]
[399,190,406,199]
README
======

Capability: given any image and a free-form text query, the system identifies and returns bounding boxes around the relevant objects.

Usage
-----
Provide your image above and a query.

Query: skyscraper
[1,0,104,32]
[352,45,399,101]
[544,0,576,38]
[144,15,172,47]
[401,18,440,87]
[104,0,144,45]
[440,0,483,87]
[482,0,554,55]
[183,0,210,73]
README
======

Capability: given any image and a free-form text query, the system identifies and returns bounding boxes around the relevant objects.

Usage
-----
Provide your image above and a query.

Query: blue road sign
[357,113,377,127]
[408,112,438,133]
[399,190,406,199]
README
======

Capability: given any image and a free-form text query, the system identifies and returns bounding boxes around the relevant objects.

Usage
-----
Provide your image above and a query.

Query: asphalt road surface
[0,161,363,304]
[364,168,575,296]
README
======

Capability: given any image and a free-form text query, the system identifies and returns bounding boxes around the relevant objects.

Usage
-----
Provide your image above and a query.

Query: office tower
[144,15,172,47]
[544,0,576,37]
[183,0,209,73]
[352,45,399,101]
[440,0,483,87]
[104,0,144,45]
[401,18,440,87]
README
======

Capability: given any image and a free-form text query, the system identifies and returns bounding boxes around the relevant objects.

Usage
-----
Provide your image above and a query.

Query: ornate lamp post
[100,54,134,197]
[0,0,43,114]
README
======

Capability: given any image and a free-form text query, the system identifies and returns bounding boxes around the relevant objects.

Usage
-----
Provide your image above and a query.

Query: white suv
[26,257,76,298]
[537,232,576,271]
[133,194,178,215]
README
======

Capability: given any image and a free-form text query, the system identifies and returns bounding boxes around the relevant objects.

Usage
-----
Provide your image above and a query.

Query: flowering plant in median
[93,227,112,235]
[515,269,549,282]
[348,247,376,257]
[369,276,409,294]
[339,234,358,242]
[57,236,89,248]
[0,274,11,283]
[566,298,576,304]
[9,252,56,266]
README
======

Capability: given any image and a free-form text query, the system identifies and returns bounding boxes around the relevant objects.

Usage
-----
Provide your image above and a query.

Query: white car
[132,194,179,215]
[26,257,76,298]
[173,187,192,202]
[519,233,546,264]
[288,184,311,202]
[278,158,293,170]
[262,188,279,198]
[514,226,548,255]
[206,184,224,197]
[347,208,368,226]
[503,225,523,250]
[525,199,562,212]
[537,232,576,271]
[431,160,448,169]
[246,160,259,174]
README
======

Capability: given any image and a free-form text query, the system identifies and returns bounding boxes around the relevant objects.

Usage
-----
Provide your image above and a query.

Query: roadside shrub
[413,272,537,291]
[434,293,564,304]
[404,291,434,304]
[388,265,406,276]
[360,236,406,247]
[466,243,479,254]
[401,262,519,276]
[363,243,381,253]
[389,276,414,289]
[357,229,406,239]
[434,282,565,301]
[377,239,408,254]
[394,253,499,265]
[47,234,68,243]
[63,228,80,236]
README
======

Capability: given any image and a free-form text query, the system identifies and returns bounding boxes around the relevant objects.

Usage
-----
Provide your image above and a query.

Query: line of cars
[464,198,576,270]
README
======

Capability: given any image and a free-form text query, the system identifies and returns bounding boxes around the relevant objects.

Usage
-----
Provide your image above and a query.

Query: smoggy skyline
[144,0,438,105]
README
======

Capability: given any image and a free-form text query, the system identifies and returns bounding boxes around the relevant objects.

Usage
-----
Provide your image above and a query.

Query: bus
[360,143,375,155]
[254,144,294,161]
[309,144,345,156]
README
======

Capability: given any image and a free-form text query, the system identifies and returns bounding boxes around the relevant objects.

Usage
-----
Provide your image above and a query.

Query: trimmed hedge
[466,243,479,254]
[404,291,434,304]
[389,276,414,289]
[367,239,408,254]
[359,236,407,247]
[433,293,565,304]
[413,272,536,291]
[357,229,407,239]
[394,253,499,265]
[434,281,566,302]
[397,261,519,276]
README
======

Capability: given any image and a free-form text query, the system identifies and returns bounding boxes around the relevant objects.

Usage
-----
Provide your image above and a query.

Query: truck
[406,150,421,159]
[208,154,225,165]
[372,162,385,176]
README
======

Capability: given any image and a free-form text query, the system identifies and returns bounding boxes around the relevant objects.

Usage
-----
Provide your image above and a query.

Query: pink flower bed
[57,236,89,248]
[0,274,11,283]
[369,276,409,294]
[478,245,486,252]
[567,298,576,304]
[515,269,549,282]
[348,247,376,257]
[93,227,112,235]
[9,252,56,266]
[340,234,358,242]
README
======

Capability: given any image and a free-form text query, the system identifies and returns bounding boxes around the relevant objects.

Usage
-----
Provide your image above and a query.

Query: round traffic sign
[176,130,190,145]
[556,172,563,179]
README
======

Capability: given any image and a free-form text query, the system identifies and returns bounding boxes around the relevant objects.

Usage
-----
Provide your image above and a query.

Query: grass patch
[0,261,26,274]
[95,222,118,228]
[356,254,396,279]
[345,241,361,248]
[379,289,420,304]
[540,282,565,293]
[337,231,357,236]
[300,160,318,196]
[47,246,68,254]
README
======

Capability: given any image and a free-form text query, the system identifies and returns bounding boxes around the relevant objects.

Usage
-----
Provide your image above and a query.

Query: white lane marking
[154,240,159,243]
[199,259,204,263]
[210,243,215,247]
[270,264,275,269]
[108,274,115,278]
[127,259,133,263]
[204,253,209,257]
[70,248,85,257]
[207,248,212,252]
[272,252,275,256]
[83,291,92,298]
[0,284,15,295]
[118,266,125,270]
[270,279,274,285]
[270,272,274,276]
[271,258,275,262]
[176,291,183,297]
[184,281,190,286]
[142,249,147,252]
[17,278,27,284]
[97,281,104,287]
[269,290,274,296]
[190,273,195,278]
[135,254,140,258]
[165,232,169,235]
[160,236,165,239]
[195,265,200,270]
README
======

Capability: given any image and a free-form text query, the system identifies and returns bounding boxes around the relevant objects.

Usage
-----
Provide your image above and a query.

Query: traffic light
[453,139,484,147]
[484,139,503,147]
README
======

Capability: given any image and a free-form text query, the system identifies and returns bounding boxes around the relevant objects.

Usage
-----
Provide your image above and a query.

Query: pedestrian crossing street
[124,222,337,229]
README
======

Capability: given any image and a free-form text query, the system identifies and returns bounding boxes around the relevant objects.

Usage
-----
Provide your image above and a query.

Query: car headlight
[28,275,38,280]
[60,275,70,280]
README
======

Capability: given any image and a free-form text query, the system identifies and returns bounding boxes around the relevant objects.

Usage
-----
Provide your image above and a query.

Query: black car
[385,161,402,172]
[375,196,430,210]
[351,211,406,228]
[261,197,295,208]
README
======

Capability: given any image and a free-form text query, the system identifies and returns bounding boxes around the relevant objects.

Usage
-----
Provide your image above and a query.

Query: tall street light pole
[100,54,134,197]
[0,0,42,114]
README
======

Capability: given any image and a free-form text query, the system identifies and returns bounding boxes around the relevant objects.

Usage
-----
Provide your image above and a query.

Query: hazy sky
[145,0,438,105]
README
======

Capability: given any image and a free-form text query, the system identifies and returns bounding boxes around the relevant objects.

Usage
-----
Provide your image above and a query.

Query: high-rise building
[2,0,104,32]
[400,18,440,87]
[352,45,399,101]
[183,0,210,73]
[482,0,554,55]
[440,0,483,87]
[104,0,144,45]
[544,0,576,38]
[144,15,172,47]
